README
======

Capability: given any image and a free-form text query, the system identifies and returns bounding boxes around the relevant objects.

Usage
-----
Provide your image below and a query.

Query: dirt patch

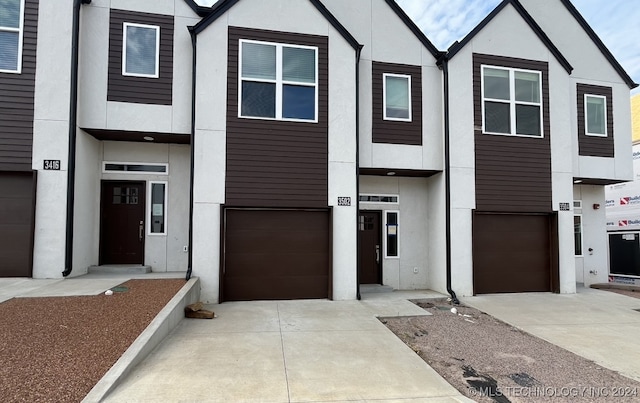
[382,299,640,402]
[0,278,185,403]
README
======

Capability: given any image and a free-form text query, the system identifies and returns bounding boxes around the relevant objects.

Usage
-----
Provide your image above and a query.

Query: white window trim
[238,39,318,123]
[147,181,168,236]
[102,162,169,175]
[584,94,608,137]
[384,210,400,259]
[0,0,25,74]
[573,200,582,209]
[122,22,160,78]
[360,194,400,204]
[481,65,544,138]
[383,73,412,122]
[574,214,583,257]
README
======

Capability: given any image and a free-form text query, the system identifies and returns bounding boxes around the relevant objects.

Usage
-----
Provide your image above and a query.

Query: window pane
[574,216,582,256]
[386,76,410,119]
[483,68,509,100]
[125,25,158,76]
[151,183,165,234]
[386,212,398,257]
[0,0,21,28]
[241,81,276,118]
[516,104,541,136]
[484,101,510,133]
[242,42,276,80]
[283,46,315,83]
[586,96,606,135]
[0,30,18,71]
[515,71,540,103]
[283,84,315,120]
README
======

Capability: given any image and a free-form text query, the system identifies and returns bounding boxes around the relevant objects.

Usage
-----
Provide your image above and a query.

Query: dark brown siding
[577,84,614,157]
[372,61,422,145]
[0,171,36,277]
[107,10,173,105]
[473,54,552,213]
[226,27,328,208]
[0,0,39,171]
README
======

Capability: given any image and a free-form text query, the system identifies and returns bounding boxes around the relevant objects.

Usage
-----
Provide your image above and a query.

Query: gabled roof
[383,0,442,59]
[442,0,573,75]
[189,0,360,51]
[558,0,637,89]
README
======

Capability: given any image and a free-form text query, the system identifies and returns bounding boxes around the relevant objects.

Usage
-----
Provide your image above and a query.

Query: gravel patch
[0,278,186,403]
[382,299,640,403]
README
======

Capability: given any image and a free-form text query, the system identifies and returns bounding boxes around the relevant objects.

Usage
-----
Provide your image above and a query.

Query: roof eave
[384,0,441,59]
[559,0,637,89]
[444,0,573,76]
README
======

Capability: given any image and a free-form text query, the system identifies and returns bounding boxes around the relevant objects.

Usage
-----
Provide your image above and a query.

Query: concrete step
[360,284,394,294]
[88,265,152,274]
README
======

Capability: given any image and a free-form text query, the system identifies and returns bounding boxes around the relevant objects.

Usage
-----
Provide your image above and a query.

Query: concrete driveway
[104,290,473,403]
[462,286,640,383]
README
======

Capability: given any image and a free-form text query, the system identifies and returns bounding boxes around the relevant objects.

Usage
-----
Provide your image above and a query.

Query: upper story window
[239,39,318,122]
[0,0,24,73]
[481,65,543,137]
[122,22,160,78]
[383,73,411,121]
[585,94,607,137]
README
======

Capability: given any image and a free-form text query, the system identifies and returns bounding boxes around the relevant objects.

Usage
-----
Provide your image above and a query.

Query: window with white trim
[574,214,583,256]
[239,39,318,122]
[148,181,167,235]
[385,211,399,258]
[383,73,411,121]
[481,65,543,137]
[585,94,607,137]
[122,22,160,78]
[0,0,24,73]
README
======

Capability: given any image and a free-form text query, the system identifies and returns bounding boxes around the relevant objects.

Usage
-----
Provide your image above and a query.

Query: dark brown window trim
[107,9,174,105]
[372,61,422,146]
[576,83,614,158]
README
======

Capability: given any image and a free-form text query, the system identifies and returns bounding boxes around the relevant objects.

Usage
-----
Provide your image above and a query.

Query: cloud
[396,0,500,49]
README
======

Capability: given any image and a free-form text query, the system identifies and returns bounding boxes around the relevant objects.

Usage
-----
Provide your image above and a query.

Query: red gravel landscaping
[0,278,186,403]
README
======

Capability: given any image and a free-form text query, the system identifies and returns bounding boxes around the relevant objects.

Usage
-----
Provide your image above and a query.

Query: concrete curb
[82,277,201,403]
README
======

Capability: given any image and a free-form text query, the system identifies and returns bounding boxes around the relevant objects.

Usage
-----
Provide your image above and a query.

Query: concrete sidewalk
[103,290,473,403]
[462,286,640,382]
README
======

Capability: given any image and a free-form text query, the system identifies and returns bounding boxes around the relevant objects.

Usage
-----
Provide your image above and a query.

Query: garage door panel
[226,229,328,254]
[0,172,35,277]
[223,209,330,301]
[473,213,554,294]
[226,253,328,277]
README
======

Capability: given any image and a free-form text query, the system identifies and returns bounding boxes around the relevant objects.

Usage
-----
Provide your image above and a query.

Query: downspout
[355,45,363,300]
[442,57,460,305]
[63,0,91,277]
[185,27,197,281]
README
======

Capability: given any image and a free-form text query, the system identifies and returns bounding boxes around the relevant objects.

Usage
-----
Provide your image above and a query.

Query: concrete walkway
[462,286,640,382]
[104,290,473,403]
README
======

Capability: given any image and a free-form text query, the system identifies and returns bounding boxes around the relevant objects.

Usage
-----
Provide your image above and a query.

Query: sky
[195,0,639,93]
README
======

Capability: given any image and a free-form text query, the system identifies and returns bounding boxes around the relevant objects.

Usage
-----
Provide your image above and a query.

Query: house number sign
[338,197,351,206]
[43,160,61,170]
[559,202,571,211]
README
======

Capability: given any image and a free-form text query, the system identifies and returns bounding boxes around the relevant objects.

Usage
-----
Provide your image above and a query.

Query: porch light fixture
[387,171,396,176]
[143,136,155,141]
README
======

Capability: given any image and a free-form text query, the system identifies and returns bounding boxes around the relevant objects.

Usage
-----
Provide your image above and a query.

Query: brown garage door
[223,209,330,301]
[473,213,558,294]
[0,172,36,277]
